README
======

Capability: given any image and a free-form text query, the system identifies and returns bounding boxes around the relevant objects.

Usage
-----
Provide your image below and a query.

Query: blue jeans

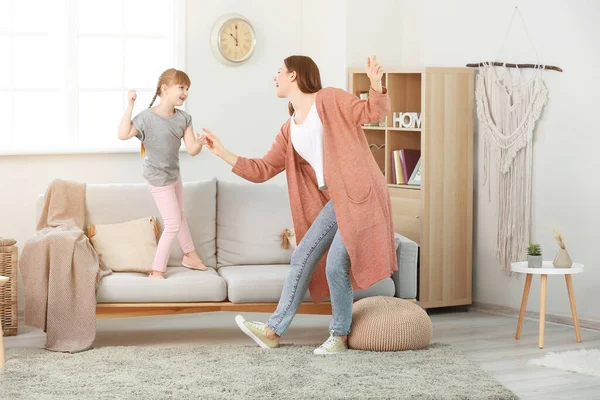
[267,200,353,337]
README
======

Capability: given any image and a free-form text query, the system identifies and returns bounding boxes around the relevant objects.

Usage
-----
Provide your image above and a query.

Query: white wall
[302,0,347,89]
[346,0,406,68]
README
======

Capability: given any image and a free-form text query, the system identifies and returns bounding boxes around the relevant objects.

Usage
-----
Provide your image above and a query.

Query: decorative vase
[553,249,572,268]
[527,255,543,268]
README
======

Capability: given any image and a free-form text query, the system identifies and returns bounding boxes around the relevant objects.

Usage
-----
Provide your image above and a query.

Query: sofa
[36,179,418,319]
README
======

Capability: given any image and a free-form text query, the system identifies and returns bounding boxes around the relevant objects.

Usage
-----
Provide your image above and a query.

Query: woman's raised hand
[366,56,384,92]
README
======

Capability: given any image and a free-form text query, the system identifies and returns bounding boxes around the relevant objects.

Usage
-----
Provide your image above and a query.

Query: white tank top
[290,102,326,190]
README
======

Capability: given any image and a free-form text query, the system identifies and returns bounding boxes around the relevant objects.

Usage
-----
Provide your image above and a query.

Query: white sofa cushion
[88,216,158,273]
[97,267,227,303]
[218,265,396,303]
[217,181,294,267]
[79,179,216,268]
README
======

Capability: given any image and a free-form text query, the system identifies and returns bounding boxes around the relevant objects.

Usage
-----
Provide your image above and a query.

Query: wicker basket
[0,238,18,336]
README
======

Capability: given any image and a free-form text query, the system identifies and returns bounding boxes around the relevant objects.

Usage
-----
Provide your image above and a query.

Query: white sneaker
[313,334,348,355]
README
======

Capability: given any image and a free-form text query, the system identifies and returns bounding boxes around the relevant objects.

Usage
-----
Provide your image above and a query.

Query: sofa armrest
[392,233,418,299]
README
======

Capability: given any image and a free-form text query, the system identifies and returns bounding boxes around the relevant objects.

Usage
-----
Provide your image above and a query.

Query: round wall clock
[210,13,257,66]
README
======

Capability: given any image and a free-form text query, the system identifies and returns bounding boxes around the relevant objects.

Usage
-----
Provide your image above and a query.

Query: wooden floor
[4,309,600,399]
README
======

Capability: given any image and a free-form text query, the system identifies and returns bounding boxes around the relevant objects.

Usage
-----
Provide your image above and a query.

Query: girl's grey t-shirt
[132,108,192,187]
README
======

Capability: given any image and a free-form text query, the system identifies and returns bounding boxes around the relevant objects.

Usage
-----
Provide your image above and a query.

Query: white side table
[511,261,584,349]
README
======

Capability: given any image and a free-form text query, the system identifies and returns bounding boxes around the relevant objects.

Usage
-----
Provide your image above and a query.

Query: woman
[202,55,397,355]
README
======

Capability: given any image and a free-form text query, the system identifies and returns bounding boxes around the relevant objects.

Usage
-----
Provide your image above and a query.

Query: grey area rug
[0,343,517,400]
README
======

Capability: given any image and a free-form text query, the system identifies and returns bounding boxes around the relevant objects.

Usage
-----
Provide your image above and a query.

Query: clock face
[218,18,255,63]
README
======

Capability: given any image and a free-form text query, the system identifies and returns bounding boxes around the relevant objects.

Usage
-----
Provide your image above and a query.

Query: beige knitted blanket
[20,179,111,353]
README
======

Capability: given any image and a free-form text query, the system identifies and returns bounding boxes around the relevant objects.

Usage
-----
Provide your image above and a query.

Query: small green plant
[527,243,541,256]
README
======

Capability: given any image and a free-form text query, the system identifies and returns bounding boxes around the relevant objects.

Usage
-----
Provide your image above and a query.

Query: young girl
[117,68,208,279]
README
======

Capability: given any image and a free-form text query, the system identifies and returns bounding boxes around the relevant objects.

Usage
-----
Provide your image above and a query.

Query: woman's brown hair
[283,56,322,116]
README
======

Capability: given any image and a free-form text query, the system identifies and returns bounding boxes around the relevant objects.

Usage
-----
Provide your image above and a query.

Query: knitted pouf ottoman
[348,296,432,351]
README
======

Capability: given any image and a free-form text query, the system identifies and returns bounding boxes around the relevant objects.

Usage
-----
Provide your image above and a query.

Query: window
[0,0,185,155]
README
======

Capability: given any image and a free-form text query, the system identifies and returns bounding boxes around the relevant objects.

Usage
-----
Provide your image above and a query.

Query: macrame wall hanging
[466,6,562,273]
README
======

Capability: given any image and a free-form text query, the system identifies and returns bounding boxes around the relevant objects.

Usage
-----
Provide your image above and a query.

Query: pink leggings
[148,179,195,272]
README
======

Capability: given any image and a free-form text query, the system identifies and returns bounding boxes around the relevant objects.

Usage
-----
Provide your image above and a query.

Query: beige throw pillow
[87,216,159,273]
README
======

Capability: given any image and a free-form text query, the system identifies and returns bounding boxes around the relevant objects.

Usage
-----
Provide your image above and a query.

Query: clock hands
[228,32,238,46]
[227,25,240,46]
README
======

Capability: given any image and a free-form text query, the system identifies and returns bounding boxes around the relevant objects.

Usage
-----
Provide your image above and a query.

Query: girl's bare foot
[149,271,165,279]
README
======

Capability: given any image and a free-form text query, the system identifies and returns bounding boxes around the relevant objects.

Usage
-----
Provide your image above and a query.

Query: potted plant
[527,243,543,268]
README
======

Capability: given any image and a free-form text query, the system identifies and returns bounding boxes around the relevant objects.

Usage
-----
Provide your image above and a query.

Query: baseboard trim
[22,302,598,330]
[471,301,600,331]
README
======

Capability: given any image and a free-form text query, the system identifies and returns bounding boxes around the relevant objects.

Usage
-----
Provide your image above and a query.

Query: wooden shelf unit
[349,67,474,308]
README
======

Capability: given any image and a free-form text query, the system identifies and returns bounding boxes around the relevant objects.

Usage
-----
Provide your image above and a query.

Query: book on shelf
[390,149,422,185]
[392,150,405,184]
[398,149,421,183]
[391,151,397,184]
